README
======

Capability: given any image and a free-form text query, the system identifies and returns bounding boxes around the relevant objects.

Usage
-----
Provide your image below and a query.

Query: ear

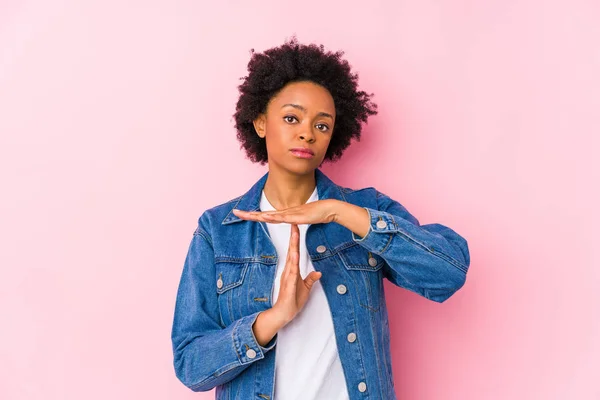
[253,114,266,138]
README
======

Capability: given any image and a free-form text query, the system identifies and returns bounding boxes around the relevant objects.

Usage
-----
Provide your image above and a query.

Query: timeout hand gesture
[232,200,337,322]
[233,198,371,325]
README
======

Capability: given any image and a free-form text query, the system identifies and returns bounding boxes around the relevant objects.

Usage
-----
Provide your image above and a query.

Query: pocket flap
[339,244,384,271]
[215,262,249,294]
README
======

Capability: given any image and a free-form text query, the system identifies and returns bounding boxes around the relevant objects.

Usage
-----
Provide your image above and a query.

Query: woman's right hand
[251,223,322,347]
[272,223,322,325]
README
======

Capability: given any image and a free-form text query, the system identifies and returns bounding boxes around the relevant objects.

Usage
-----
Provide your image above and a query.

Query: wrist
[269,305,293,328]
[331,199,346,224]
[332,201,371,239]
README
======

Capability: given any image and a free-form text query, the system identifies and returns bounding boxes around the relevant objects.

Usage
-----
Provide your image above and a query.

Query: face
[253,80,336,174]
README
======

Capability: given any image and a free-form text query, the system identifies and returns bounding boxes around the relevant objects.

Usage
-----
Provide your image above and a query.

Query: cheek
[266,119,287,137]
[264,128,287,154]
[266,121,293,143]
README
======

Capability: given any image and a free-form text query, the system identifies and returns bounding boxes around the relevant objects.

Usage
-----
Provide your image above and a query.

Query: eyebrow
[281,103,334,120]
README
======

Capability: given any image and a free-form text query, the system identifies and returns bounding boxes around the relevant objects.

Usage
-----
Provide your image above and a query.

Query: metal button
[358,381,367,392]
[336,284,347,294]
[347,332,357,343]
[246,348,257,359]
[376,220,387,229]
[368,257,377,267]
[216,278,223,289]
[316,245,327,253]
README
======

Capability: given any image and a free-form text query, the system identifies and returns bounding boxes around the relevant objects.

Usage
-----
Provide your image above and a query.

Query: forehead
[268,81,335,113]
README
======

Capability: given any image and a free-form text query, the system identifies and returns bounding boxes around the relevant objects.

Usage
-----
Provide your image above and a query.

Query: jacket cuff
[351,207,399,254]
[232,311,277,365]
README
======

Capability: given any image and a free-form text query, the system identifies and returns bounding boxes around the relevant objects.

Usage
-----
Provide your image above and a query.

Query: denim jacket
[171,168,470,399]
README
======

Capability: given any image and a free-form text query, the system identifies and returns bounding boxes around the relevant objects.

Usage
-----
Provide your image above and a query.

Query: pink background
[1,1,599,399]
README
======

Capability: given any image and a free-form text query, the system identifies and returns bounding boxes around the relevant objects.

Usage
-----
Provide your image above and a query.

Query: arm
[171,218,278,392]
[334,189,470,303]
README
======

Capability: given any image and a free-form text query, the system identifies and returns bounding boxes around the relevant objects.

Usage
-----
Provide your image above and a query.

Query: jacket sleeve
[351,189,471,303]
[171,217,277,392]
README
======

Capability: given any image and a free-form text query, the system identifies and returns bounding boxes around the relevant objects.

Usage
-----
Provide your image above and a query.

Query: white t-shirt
[260,187,350,400]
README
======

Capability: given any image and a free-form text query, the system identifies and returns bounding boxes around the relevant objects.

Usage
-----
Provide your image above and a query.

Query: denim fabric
[171,168,471,399]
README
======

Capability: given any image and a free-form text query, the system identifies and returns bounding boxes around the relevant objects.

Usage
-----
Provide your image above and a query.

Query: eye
[316,123,330,132]
[284,115,298,123]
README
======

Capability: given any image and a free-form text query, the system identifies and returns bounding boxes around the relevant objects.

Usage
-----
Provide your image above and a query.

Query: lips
[290,148,314,155]
[290,148,315,159]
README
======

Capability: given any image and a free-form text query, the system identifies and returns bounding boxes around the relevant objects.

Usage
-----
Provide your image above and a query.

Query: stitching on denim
[248,312,265,359]
[217,294,226,328]
[194,227,213,247]
[227,290,234,332]
[215,255,277,265]
[343,256,380,313]
[384,221,468,273]
[388,214,468,271]
[379,311,393,394]
[216,263,249,294]
[370,310,385,399]
[222,197,245,224]
[360,271,380,313]
[352,306,370,392]
[336,184,349,201]
[339,246,384,271]
[380,233,394,254]
[232,318,241,361]
[214,361,240,378]
[358,301,379,312]
[189,361,239,390]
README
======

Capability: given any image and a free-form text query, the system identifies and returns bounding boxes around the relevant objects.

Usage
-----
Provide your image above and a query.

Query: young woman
[171,36,471,400]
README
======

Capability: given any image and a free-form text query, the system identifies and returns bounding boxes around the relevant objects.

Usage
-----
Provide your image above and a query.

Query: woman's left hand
[232,199,341,225]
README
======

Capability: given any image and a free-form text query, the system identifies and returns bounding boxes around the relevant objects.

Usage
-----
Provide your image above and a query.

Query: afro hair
[233,35,378,165]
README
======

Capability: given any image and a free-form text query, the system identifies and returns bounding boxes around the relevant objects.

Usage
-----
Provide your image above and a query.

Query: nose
[300,135,314,143]
[299,129,315,143]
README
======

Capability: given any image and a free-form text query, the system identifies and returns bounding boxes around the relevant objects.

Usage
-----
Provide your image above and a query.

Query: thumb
[303,271,322,290]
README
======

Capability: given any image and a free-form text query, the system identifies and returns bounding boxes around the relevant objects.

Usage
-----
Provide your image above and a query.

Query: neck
[262,167,316,210]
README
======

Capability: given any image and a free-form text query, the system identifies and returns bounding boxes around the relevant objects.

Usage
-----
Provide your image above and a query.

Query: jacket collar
[222,168,345,225]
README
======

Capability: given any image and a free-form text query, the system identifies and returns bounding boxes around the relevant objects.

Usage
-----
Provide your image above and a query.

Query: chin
[279,162,318,176]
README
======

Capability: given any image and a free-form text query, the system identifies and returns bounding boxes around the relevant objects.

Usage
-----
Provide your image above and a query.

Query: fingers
[303,271,322,290]
[276,224,322,322]
[288,223,299,258]
[232,208,309,224]
[232,209,276,222]
[282,224,300,282]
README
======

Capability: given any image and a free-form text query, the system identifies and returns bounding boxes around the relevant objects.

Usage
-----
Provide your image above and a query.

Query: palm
[274,223,322,323]
[232,199,338,225]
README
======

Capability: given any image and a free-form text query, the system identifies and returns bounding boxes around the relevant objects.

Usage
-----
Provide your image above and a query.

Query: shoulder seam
[193,226,213,246]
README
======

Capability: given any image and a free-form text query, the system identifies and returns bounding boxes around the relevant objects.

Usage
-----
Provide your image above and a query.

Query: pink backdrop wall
[1,1,599,399]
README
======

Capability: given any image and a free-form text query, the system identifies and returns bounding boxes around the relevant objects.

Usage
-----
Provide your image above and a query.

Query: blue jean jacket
[171,168,470,399]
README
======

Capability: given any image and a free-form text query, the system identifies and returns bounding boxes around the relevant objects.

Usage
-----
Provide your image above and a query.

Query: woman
[171,36,471,400]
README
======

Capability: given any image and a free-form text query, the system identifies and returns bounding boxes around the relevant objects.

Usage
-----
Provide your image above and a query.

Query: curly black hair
[233,35,378,165]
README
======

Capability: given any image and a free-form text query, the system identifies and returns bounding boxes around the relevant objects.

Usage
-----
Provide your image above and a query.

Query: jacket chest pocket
[338,244,385,312]
[215,261,250,327]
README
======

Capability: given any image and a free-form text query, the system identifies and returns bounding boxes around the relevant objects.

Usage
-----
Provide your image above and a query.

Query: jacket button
[347,332,357,342]
[246,348,257,359]
[216,278,223,289]
[336,284,347,294]
[368,257,377,267]
[316,245,327,253]
[376,220,387,229]
[358,381,367,392]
